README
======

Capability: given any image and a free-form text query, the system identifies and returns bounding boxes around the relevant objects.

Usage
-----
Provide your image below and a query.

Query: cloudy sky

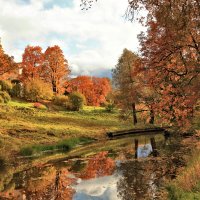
[0,0,145,77]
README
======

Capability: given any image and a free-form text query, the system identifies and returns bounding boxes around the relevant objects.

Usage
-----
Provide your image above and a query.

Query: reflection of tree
[117,160,165,200]
[0,166,76,200]
[80,151,115,179]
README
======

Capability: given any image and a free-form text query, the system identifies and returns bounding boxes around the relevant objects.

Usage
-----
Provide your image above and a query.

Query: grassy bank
[167,133,200,200]
[19,137,94,156]
[0,99,138,158]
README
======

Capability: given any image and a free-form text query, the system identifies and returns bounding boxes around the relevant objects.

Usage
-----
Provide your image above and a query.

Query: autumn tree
[44,45,70,94]
[92,77,111,106]
[127,0,200,128]
[80,0,200,129]
[21,46,45,81]
[0,40,17,78]
[69,75,111,106]
[112,49,140,125]
[69,76,94,104]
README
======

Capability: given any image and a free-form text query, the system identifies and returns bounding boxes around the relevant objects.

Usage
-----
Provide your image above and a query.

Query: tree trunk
[150,137,158,157]
[134,139,138,159]
[132,102,137,125]
[149,109,154,124]
[52,81,57,93]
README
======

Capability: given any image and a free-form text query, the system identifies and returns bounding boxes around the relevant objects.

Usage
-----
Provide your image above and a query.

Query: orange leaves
[0,42,17,77]
[80,151,115,179]
[21,46,44,81]
[20,45,70,94]
[44,45,70,94]
[132,0,200,129]
[69,76,111,106]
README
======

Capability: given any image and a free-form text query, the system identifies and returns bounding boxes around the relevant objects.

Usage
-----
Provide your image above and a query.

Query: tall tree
[21,46,44,81]
[112,49,140,125]
[0,40,17,78]
[44,45,70,94]
[80,0,200,129]
[128,0,200,128]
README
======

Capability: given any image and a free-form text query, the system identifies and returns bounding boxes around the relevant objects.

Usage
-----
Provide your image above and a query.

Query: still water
[0,133,186,200]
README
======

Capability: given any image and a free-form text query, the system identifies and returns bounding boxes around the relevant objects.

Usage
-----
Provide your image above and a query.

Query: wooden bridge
[106,127,170,138]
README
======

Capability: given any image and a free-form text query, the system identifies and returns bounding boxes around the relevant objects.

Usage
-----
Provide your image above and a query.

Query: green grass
[20,137,94,156]
[0,99,136,158]
[0,99,178,160]
[8,99,33,108]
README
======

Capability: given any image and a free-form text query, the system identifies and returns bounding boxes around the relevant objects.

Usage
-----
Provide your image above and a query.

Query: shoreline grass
[167,142,200,199]
[19,137,94,156]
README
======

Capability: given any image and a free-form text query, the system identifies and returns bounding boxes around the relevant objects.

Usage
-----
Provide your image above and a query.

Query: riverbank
[0,99,200,199]
[0,101,128,158]
[167,131,200,199]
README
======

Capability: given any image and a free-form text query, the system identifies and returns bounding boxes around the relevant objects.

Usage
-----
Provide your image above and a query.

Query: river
[0,133,187,200]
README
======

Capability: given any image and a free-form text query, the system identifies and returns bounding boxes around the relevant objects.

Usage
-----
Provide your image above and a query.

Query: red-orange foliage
[21,46,45,81]
[44,45,70,94]
[80,151,115,179]
[92,77,111,105]
[69,76,111,106]
[128,0,200,129]
[82,1,199,128]
[0,42,17,78]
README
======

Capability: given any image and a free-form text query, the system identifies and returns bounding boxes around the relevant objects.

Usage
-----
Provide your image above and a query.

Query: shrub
[20,146,34,156]
[11,83,22,97]
[0,91,11,103]
[65,102,74,110]
[24,79,53,101]
[105,103,115,112]
[33,102,47,110]
[69,92,86,111]
[53,95,69,106]
[0,80,12,94]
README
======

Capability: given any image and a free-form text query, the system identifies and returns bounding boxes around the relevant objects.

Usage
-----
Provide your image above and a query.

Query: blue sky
[0,0,145,77]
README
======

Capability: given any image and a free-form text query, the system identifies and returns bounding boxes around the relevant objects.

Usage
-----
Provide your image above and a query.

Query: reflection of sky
[73,174,121,200]
[72,143,154,199]
[137,144,153,158]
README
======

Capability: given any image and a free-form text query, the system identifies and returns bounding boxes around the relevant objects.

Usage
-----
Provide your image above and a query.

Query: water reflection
[80,152,115,179]
[137,144,153,158]
[73,174,119,200]
[117,160,165,200]
[0,166,76,199]
[73,151,116,200]
[0,134,185,200]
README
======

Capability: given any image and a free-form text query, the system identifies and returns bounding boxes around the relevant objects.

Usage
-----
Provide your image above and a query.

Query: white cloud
[0,0,146,77]
[73,174,121,200]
